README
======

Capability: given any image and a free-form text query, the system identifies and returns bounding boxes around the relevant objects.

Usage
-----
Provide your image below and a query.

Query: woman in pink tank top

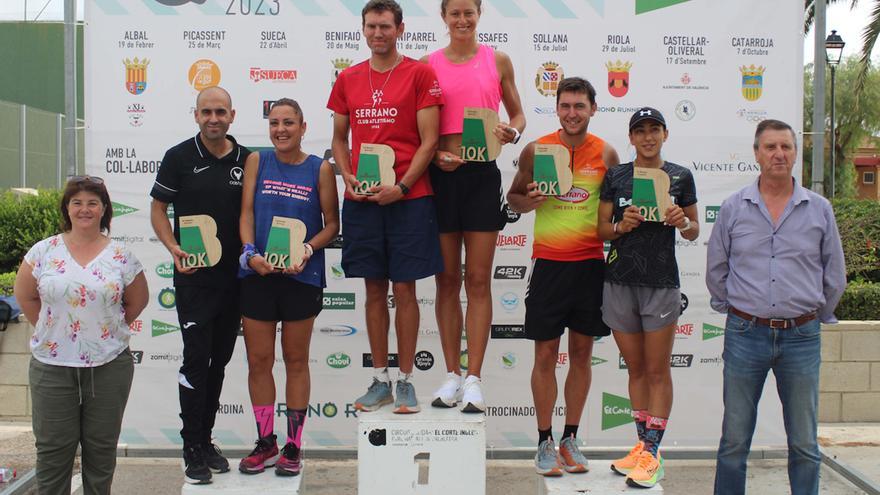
[420,0,525,415]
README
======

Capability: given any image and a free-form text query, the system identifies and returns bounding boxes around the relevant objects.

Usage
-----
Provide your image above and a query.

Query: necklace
[368,54,403,105]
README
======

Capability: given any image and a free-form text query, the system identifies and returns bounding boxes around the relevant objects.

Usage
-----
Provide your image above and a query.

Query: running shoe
[182,444,212,484]
[558,436,589,473]
[202,442,230,473]
[431,372,462,408]
[626,450,665,488]
[394,379,420,414]
[238,434,279,474]
[354,378,393,412]
[534,439,563,477]
[275,444,302,477]
[611,441,644,476]
[460,375,486,413]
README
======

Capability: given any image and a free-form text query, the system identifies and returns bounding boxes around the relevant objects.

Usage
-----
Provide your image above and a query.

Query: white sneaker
[431,372,462,408]
[460,375,485,413]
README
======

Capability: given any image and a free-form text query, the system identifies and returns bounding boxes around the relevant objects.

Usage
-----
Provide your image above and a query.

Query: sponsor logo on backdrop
[701,355,723,366]
[156,262,174,278]
[705,205,720,223]
[327,234,343,249]
[635,0,692,14]
[217,403,244,415]
[158,287,176,309]
[736,108,768,123]
[332,58,353,86]
[606,60,632,98]
[329,263,345,280]
[486,405,567,417]
[592,356,608,366]
[151,319,179,337]
[318,325,358,337]
[680,293,689,315]
[131,350,144,364]
[602,393,633,430]
[150,352,183,362]
[501,352,517,369]
[491,324,525,339]
[557,187,589,203]
[496,234,528,251]
[326,352,351,369]
[123,57,149,95]
[535,62,564,97]
[129,319,142,334]
[676,323,694,338]
[502,203,521,224]
[127,103,145,126]
[250,67,297,83]
[703,323,724,340]
[740,64,765,101]
[494,266,527,280]
[363,353,399,368]
[662,72,710,91]
[262,100,278,119]
[387,295,395,309]
[557,352,568,368]
[499,292,520,312]
[692,157,760,174]
[418,327,440,337]
[188,59,221,91]
[414,351,434,371]
[112,202,138,217]
[323,293,355,310]
[675,100,695,121]
[460,349,469,370]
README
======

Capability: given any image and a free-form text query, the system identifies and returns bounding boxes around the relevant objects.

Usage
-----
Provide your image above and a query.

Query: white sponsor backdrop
[85,0,803,449]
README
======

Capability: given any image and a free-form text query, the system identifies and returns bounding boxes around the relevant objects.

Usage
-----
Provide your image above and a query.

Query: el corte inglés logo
[602,392,633,430]
[703,323,724,340]
[112,202,138,216]
[152,319,180,337]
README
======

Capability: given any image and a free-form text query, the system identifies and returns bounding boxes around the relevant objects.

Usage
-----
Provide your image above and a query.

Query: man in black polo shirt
[150,86,249,485]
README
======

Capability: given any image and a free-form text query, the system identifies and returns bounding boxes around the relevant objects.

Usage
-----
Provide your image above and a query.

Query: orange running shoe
[611,441,644,476]
[626,450,665,488]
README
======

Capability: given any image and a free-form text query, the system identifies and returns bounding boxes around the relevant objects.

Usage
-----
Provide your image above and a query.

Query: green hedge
[832,199,880,284]
[0,271,14,296]
[835,281,880,321]
[0,190,62,273]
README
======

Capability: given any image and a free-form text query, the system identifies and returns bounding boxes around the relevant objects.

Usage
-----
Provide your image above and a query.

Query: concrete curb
[0,469,35,495]
[821,448,880,495]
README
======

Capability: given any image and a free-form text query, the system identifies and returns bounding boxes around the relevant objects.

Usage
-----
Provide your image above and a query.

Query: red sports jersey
[327,57,444,200]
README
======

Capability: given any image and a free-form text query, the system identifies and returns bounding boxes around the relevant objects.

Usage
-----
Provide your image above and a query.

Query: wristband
[509,127,522,144]
[304,243,314,257]
[678,217,693,232]
[396,181,410,196]
[613,222,620,234]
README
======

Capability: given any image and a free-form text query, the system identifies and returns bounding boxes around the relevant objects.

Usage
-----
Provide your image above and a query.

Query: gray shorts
[602,282,680,333]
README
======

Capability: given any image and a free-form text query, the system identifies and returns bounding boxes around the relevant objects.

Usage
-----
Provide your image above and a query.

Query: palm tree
[805,0,880,96]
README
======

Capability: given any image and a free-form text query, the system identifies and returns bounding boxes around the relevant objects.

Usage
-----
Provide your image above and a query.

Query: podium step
[181,463,302,494]
[358,401,486,495]
[538,461,662,493]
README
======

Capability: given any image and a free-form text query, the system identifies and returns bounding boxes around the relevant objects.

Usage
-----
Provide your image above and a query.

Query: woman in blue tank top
[237,98,339,476]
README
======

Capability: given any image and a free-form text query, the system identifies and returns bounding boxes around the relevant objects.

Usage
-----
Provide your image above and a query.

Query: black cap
[629,107,666,130]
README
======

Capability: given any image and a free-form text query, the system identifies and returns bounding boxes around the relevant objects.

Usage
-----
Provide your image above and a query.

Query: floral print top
[25,235,143,367]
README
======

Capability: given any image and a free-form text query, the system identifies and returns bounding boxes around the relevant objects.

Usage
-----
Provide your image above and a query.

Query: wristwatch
[396,181,410,196]
[678,217,693,232]
[509,127,522,144]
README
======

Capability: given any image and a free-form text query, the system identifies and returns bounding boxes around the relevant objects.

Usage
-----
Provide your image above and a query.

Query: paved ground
[1,422,877,494]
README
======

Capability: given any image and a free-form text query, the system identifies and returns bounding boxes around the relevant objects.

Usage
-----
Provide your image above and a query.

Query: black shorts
[240,274,322,322]
[430,161,506,233]
[524,258,610,341]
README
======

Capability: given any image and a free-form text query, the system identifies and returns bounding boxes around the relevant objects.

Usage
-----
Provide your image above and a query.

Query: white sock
[374,367,390,383]
[398,370,412,382]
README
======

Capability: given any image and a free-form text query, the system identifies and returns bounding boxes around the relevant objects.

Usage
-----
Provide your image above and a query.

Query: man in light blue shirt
[706,119,846,495]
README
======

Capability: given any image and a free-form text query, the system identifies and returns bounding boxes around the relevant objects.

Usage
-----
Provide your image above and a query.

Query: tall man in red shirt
[327,0,443,414]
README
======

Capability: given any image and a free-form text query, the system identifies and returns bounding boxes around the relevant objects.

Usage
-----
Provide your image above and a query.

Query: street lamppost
[826,30,845,197]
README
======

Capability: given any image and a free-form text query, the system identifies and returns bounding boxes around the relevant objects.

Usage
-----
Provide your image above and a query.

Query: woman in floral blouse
[13,176,148,495]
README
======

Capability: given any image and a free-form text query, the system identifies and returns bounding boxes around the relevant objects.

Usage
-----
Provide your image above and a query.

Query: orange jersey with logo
[532,130,608,261]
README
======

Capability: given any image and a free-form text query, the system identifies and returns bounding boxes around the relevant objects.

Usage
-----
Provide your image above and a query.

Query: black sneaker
[182,444,212,484]
[202,442,230,473]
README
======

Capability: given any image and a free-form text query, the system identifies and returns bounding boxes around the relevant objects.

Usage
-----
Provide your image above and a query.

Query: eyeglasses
[68,175,105,185]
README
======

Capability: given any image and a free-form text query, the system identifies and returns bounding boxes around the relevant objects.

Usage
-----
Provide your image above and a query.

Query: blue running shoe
[354,378,393,412]
[535,439,563,477]
[394,379,420,414]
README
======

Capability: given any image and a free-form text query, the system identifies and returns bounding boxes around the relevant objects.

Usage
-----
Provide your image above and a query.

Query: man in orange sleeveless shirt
[507,77,619,476]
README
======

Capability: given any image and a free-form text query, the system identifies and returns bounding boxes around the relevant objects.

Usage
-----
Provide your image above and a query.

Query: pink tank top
[428,44,502,135]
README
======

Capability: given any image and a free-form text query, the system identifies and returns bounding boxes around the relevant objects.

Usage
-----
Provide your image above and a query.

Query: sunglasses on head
[68,175,105,185]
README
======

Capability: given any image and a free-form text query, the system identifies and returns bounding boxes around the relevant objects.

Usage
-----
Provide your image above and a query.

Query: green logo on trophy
[461,107,501,162]
[178,215,222,268]
[355,143,395,195]
[632,167,672,222]
[533,144,573,196]
[265,216,307,269]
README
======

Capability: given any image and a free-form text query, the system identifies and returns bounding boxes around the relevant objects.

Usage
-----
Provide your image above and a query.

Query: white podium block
[537,461,662,494]
[181,464,302,494]
[358,403,486,495]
